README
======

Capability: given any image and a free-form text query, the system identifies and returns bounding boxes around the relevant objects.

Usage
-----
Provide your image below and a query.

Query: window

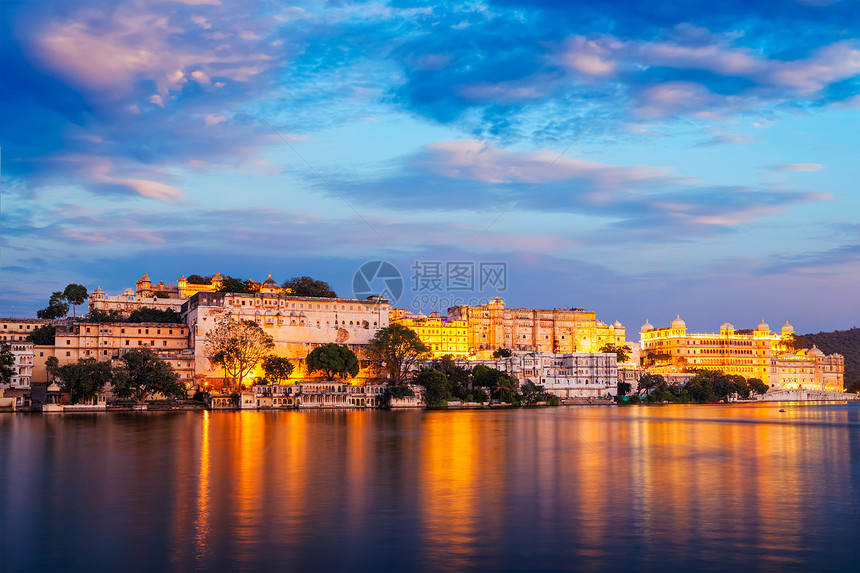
[121,328,125,333]
[157,329,161,334]
[86,328,91,333]
[163,341,167,346]
[169,329,173,334]
[66,351,70,357]
[103,350,108,356]
[40,352,43,357]
[126,341,129,346]
[66,340,71,345]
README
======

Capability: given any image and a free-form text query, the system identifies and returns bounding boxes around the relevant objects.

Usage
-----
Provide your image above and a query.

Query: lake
[1,403,859,572]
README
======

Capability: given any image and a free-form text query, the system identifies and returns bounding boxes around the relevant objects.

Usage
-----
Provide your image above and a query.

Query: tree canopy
[492,347,512,358]
[112,348,185,405]
[55,358,111,404]
[0,343,15,385]
[204,318,275,392]
[127,307,184,323]
[27,324,56,346]
[63,284,89,318]
[281,276,337,298]
[367,324,429,385]
[262,356,295,384]
[218,276,256,294]
[37,291,69,320]
[186,274,210,285]
[306,344,359,379]
[599,342,631,363]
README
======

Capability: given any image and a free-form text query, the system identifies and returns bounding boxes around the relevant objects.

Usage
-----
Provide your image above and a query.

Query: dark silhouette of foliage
[37,291,69,319]
[27,325,56,346]
[281,276,337,298]
[262,356,295,383]
[127,307,184,323]
[796,328,860,393]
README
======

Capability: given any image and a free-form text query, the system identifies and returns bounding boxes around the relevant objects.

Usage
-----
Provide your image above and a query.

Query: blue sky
[1,0,859,335]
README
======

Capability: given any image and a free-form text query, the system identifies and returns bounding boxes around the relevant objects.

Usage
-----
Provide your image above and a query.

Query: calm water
[1,403,859,572]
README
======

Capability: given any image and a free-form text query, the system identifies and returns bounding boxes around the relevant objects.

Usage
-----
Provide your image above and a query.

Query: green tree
[56,358,111,404]
[127,307,183,323]
[0,343,15,385]
[367,324,430,385]
[282,276,337,298]
[599,342,631,363]
[306,344,360,379]
[186,274,210,285]
[45,356,60,382]
[262,356,295,384]
[153,291,172,299]
[204,318,275,392]
[37,291,69,319]
[637,373,666,396]
[748,377,769,395]
[112,348,185,405]
[414,369,451,407]
[88,309,123,323]
[492,347,512,358]
[430,356,470,386]
[470,388,489,403]
[62,284,89,318]
[27,325,56,345]
[218,276,256,294]
[617,380,632,397]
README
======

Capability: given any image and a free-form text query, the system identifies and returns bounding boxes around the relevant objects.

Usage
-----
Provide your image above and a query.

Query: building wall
[50,322,194,384]
[447,298,626,355]
[89,288,184,316]
[3,342,34,389]
[449,351,618,398]
[183,292,390,386]
[391,314,470,357]
[1,318,52,342]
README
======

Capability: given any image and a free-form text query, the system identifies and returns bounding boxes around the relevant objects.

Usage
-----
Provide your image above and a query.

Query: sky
[1,0,859,336]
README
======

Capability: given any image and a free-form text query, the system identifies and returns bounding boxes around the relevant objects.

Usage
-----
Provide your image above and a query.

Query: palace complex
[640,316,844,391]
[182,291,390,386]
[447,298,626,355]
[4,271,851,409]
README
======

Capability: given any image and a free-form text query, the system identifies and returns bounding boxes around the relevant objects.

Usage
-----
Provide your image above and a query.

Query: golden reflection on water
[419,411,480,568]
[175,404,857,570]
[194,409,211,560]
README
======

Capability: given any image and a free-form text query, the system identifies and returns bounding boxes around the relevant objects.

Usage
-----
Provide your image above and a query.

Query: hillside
[795,328,860,393]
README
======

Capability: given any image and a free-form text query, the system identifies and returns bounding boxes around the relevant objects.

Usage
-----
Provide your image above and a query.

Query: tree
[112,348,185,405]
[0,343,15,385]
[414,369,451,406]
[282,276,337,298]
[218,276,256,294]
[262,356,295,384]
[637,373,666,396]
[63,284,89,318]
[492,347,512,358]
[27,325,56,346]
[186,274,210,285]
[306,344,359,379]
[367,324,430,385]
[88,309,123,323]
[37,291,69,319]
[153,291,172,299]
[127,307,183,323]
[430,356,470,386]
[56,358,111,404]
[748,377,769,395]
[204,317,275,392]
[617,380,632,397]
[599,342,631,363]
[45,356,60,382]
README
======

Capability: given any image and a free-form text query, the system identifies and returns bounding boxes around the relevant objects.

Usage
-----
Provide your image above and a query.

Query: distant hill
[795,328,860,393]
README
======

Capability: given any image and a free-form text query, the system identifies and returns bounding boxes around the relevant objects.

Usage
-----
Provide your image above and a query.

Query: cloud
[768,163,825,172]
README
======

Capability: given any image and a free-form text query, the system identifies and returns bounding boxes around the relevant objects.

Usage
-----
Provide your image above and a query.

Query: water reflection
[1,403,858,572]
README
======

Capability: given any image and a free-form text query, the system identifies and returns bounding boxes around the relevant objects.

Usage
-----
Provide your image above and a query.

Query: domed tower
[211,271,224,290]
[781,321,794,335]
[261,273,278,294]
[136,273,152,296]
[640,319,654,333]
[670,314,686,331]
[177,274,188,298]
